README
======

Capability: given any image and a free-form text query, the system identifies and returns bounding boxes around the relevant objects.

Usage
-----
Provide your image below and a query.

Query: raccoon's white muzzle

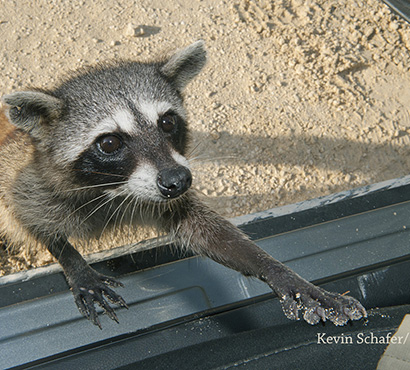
[113,151,192,202]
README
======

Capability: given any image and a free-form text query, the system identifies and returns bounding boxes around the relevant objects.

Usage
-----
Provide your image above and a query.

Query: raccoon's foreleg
[167,194,367,326]
[47,236,127,328]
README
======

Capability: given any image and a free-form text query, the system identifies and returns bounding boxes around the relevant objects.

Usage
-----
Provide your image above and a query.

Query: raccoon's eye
[159,114,176,133]
[97,135,122,154]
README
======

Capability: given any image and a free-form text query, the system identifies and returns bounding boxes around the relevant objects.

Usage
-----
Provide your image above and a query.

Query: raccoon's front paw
[279,285,367,326]
[69,268,128,329]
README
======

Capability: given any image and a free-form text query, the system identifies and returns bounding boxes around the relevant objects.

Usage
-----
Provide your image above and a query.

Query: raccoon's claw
[70,270,128,328]
[279,285,367,326]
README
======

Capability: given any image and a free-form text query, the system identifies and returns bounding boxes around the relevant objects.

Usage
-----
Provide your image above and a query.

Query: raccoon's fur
[0,41,366,328]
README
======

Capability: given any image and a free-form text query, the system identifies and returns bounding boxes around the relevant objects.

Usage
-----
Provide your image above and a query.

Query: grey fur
[0,41,366,328]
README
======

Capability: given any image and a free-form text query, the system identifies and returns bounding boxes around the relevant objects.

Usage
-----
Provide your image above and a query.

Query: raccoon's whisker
[80,190,126,228]
[72,168,127,178]
[158,201,164,219]
[111,196,127,232]
[141,203,151,224]
[148,200,155,222]
[146,201,151,221]
[188,155,237,165]
[155,200,163,220]
[66,192,108,221]
[138,200,144,225]
[150,201,158,224]
[118,194,135,229]
[56,193,109,240]
[127,196,139,241]
[95,192,124,234]
[156,202,163,225]
[79,197,113,229]
[99,191,131,238]
[65,181,128,192]
[167,200,173,217]
[143,200,155,227]
[137,199,147,226]
[130,196,140,226]
[151,201,157,220]
[115,193,134,232]
[186,140,205,158]
[146,200,154,223]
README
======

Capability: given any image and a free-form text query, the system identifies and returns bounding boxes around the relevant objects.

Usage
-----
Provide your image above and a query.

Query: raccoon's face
[70,99,193,202]
[3,41,206,203]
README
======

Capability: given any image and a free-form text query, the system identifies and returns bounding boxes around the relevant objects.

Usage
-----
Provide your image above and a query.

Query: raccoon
[0,41,366,328]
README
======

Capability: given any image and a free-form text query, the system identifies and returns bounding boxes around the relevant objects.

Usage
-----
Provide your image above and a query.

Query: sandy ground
[1,0,410,274]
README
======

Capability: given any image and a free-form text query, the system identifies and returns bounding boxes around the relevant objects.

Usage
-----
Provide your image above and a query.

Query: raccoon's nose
[157,166,192,199]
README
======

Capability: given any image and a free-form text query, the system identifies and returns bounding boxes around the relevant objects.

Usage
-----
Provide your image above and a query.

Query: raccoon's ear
[2,91,63,136]
[161,40,207,91]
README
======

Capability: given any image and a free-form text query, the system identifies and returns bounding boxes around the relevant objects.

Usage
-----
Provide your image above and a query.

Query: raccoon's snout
[157,166,192,199]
